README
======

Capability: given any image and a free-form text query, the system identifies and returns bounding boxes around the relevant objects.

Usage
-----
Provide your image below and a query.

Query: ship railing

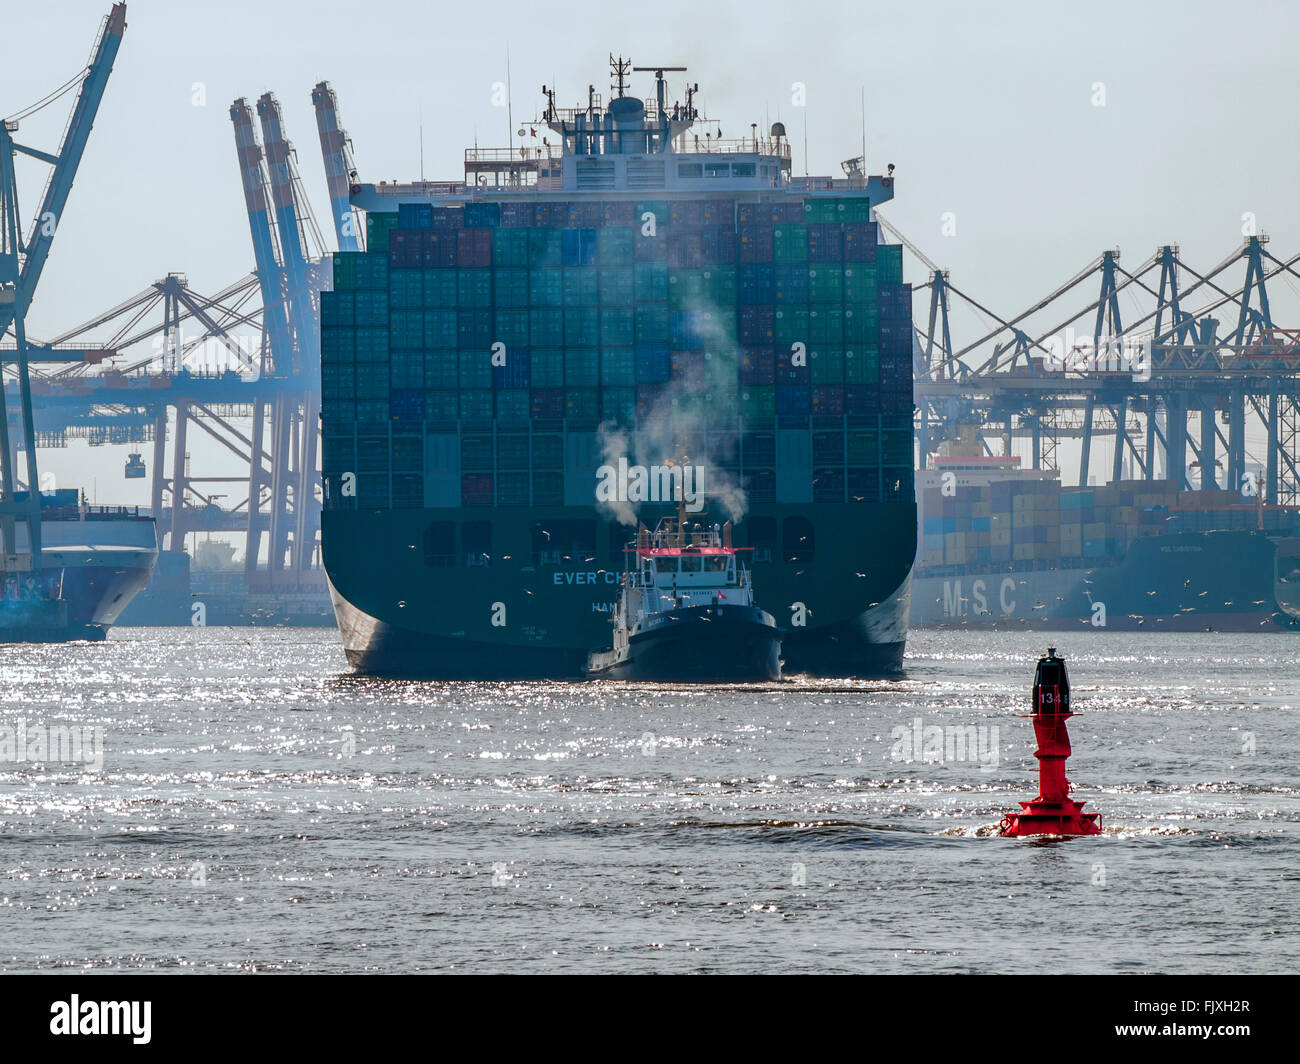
[681,136,791,159]
[790,175,868,191]
[368,180,465,197]
[465,145,562,164]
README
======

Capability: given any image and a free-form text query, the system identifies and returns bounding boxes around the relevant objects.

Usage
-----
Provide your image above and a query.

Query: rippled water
[0,627,1295,973]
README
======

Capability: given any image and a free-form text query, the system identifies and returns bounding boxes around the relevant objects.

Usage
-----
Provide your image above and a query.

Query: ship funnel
[609,95,645,153]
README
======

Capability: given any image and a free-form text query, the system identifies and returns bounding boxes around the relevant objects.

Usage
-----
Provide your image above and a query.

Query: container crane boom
[310,81,362,252]
[0,2,128,563]
[229,98,294,376]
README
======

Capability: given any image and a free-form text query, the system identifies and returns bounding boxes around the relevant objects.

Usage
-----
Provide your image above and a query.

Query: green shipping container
[809,306,844,344]
[808,266,843,304]
[844,346,879,384]
[703,266,738,305]
[809,345,844,384]
[878,244,903,284]
[366,212,398,252]
[668,270,706,307]
[774,307,809,346]
[843,265,877,305]
[332,252,356,290]
[635,262,669,302]
[844,306,879,343]
[740,387,776,420]
[773,224,809,263]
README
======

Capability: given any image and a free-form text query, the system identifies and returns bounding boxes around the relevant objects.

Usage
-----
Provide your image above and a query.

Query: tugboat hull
[588,604,781,682]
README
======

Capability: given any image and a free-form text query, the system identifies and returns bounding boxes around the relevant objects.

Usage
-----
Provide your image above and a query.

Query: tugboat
[587,504,782,682]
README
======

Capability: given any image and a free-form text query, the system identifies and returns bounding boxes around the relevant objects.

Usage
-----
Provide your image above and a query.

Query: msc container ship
[318,62,916,677]
[910,455,1300,630]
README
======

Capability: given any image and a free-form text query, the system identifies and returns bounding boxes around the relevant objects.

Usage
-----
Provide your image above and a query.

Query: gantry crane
[0,2,127,563]
[311,81,364,253]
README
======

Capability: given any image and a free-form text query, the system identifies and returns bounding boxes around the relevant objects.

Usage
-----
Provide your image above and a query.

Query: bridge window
[677,162,703,179]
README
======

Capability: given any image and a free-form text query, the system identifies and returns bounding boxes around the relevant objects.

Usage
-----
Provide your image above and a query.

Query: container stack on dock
[919,478,1295,575]
[319,195,913,511]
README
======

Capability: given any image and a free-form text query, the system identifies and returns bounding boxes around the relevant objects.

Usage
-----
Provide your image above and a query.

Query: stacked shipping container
[919,478,1291,572]
[321,194,913,509]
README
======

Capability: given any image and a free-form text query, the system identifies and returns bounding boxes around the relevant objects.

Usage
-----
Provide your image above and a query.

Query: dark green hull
[324,499,915,677]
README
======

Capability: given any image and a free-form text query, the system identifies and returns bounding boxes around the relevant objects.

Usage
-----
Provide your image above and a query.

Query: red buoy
[998,647,1102,837]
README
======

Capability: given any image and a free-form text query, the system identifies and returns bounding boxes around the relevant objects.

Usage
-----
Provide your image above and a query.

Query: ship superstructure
[320,59,915,676]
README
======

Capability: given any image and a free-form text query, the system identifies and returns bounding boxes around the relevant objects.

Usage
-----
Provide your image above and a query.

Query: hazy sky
[4,0,1299,510]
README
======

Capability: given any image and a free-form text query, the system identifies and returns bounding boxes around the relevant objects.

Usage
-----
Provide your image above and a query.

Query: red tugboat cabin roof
[626,546,752,556]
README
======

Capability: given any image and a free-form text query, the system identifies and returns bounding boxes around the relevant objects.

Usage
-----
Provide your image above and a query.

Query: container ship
[318,61,916,677]
[1,489,158,641]
[910,455,1300,630]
